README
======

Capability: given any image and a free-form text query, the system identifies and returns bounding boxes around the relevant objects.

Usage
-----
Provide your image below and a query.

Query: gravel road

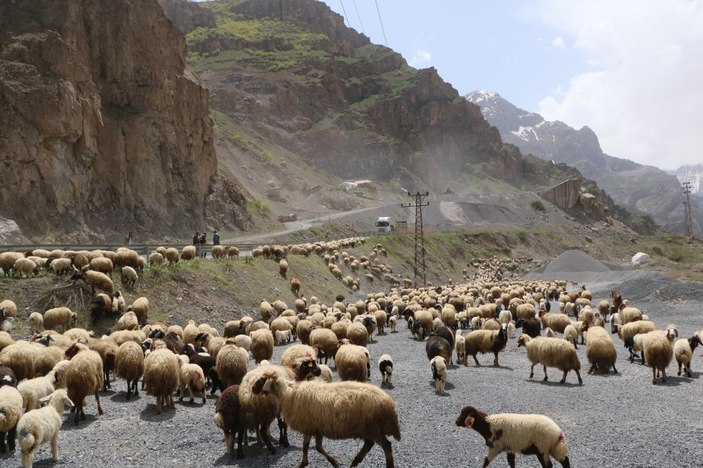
[4,252,703,468]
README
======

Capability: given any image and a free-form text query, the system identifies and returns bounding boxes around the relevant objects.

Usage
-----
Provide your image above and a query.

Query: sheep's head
[689,335,701,351]
[295,354,321,381]
[455,406,486,429]
[516,334,531,348]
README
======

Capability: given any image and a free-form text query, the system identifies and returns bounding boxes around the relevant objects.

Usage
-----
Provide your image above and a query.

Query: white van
[375,217,394,232]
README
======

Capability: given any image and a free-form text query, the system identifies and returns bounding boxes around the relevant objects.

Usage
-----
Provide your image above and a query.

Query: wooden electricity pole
[682,181,693,238]
[402,192,429,287]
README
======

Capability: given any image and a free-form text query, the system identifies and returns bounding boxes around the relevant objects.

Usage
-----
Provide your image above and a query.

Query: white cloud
[409,49,432,66]
[536,0,703,169]
[551,36,565,48]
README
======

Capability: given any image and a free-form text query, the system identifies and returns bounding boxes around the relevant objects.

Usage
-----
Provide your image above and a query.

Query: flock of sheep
[0,238,702,467]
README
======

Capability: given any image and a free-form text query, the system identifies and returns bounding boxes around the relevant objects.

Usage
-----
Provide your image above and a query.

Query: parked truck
[375,217,394,232]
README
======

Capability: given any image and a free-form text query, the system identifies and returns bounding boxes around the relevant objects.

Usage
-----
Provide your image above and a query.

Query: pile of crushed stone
[541,250,612,274]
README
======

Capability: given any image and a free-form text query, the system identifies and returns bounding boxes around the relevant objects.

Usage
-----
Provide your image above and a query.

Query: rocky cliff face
[165,0,564,195]
[467,91,702,234]
[0,0,248,242]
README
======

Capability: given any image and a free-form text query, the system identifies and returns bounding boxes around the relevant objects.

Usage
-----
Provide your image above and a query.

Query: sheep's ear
[252,377,267,395]
[39,394,53,404]
[464,416,475,428]
[64,397,75,408]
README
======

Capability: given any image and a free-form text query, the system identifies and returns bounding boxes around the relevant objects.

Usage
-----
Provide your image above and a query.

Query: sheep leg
[22,451,33,468]
[529,363,535,379]
[225,431,233,457]
[95,391,104,414]
[661,367,667,383]
[612,364,618,374]
[506,453,516,467]
[0,432,5,453]
[543,365,549,381]
[236,429,245,459]
[575,369,583,385]
[472,354,481,366]
[259,423,276,454]
[560,455,571,467]
[677,362,682,376]
[297,433,311,468]
[651,367,657,384]
[588,363,596,374]
[640,351,645,365]
[315,434,340,467]
[277,416,289,447]
[132,379,139,397]
[51,434,59,461]
[156,395,162,415]
[350,438,375,467]
[492,352,500,367]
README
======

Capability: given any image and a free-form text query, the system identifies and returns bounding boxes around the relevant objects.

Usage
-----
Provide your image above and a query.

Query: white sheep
[17,362,65,411]
[64,343,104,425]
[179,363,206,404]
[455,331,467,366]
[256,367,401,468]
[642,331,674,384]
[430,355,447,394]
[17,388,75,468]
[115,341,144,400]
[464,324,509,367]
[674,335,701,377]
[378,353,393,387]
[456,406,570,468]
[517,334,583,385]
[43,307,77,332]
[0,384,23,454]
[121,266,138,288]
[336,343,370,382]
[143,348,180,414]
[585,326,618,374]
[250,329,274,364]
[27,312,43,333]
[563,324,578,348]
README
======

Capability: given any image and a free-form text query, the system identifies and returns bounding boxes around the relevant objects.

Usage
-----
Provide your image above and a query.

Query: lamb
[127,297,149,324]
[27,312,43,333]
[0,383,22,454]
[674,335,700,377]
[42,307,77,332]
[64,343,105,424]
[388,315,398,333]
[115,341,144,400]
[17,362,65,411]
[255,368,401,468]
[456,406,570,468]
[455,331,467,366]
[517,334,583,385]
[464,323,509,367]
[585,326,618,374]
[143,348,180,414]
[214,384,243,459]
[642,331,674,384]
[179,363,207,404]
[16,388,75,468]
[121,266,138,288]
[336,343,370,382]
[378,354,393,387]
[563,324,578,348]
[430,356,447,394]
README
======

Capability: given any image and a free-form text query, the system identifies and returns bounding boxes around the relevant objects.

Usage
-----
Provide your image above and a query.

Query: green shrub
[667,247,684,262]
[515,230,527,241]
[531,200,546,212]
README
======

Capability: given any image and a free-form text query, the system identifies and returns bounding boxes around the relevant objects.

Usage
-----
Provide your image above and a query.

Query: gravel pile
[541,249,612,273]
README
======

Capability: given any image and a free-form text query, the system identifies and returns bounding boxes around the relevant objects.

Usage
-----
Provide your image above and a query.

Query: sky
[318,0,703,171]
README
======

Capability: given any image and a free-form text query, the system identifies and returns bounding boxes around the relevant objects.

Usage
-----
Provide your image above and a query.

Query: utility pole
[402,192,429,288]
[682,182,693,238]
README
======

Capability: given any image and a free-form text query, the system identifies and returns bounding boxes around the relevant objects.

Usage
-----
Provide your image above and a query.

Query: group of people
[192,230,220,258]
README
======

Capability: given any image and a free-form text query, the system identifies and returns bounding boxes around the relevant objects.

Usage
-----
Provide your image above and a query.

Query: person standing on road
[213,230,220,245]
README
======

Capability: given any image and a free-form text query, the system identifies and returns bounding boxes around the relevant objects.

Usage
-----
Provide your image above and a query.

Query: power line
[338,0,350,27]
[351,0,365,34]
[374,0,388,46]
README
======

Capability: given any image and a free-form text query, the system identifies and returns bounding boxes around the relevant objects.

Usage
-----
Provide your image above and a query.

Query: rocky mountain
[466,91,702,234]
[0,0,249,243]
[156,0,624,227]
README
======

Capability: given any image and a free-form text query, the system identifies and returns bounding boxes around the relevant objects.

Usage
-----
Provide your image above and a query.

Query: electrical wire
[339,0,350,27]
[374,0,388,46]
[351,0,365,34]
